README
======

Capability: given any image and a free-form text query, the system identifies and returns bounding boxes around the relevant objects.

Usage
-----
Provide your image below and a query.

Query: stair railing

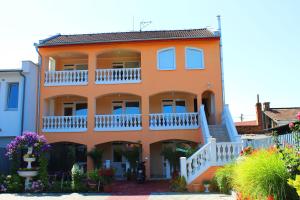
[222,104,241,142]
[199,105,211,144]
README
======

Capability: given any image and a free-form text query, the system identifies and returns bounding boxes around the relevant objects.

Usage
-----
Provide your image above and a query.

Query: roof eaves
[37,35,219,47]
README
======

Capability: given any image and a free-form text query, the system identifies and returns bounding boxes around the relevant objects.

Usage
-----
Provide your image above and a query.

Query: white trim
[185,47,205,70]
[157,47,176,70]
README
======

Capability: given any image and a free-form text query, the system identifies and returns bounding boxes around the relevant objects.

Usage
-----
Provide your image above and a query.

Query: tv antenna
[140,21,152,31]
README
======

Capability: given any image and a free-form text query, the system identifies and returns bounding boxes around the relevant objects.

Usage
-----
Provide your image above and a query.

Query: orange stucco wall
[38,38,222,177]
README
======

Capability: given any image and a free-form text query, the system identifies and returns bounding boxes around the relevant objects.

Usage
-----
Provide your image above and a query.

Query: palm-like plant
[87,148,103,169]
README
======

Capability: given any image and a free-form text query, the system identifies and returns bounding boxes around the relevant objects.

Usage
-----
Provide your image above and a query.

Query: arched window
[157,47,176,70]
[185,47,205,69]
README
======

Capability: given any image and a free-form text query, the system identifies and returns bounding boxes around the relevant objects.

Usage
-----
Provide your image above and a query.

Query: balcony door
[112,101,140,115]
[162,99,186,113]
[63,102,87,116]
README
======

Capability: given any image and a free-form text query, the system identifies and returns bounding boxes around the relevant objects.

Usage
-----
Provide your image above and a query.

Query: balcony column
[142,142,151,179]
[88,52,96,85]
[197,94,202,110]
[141,95,149,130]
[86,144,94,171]
[87,96,95,133]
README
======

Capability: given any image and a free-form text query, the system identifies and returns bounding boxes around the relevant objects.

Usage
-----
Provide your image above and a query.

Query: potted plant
[98,168,114,193]
[202,180,211,193]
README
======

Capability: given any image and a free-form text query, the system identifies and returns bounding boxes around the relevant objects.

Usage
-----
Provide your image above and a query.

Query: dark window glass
[125,101,140,114]
[7,83,19,109]
[76,103,87,115]
[175,100,186,113]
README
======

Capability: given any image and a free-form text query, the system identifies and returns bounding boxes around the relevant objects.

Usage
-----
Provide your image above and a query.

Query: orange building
[35,28,241,185]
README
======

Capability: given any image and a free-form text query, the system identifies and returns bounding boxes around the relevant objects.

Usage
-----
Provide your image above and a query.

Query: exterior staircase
[209,125,230,142]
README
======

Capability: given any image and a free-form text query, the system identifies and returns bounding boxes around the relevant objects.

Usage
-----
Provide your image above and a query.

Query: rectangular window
[75,103,87,115]
[162,100,174,113]
[162,99,187,113]
[157,48,176,70]
[185,47,205,69]
[125,101,140,114]
[112,101,123,115]
[7,83,19,109]
[175,100,186,113]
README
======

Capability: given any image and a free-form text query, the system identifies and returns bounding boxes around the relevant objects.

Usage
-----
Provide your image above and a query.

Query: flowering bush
[6,131,50,159]
[239,146,254,156]
[30,180,44,192]
[98,168,114,185]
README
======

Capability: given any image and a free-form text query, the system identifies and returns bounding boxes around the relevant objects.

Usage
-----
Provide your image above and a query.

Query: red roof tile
[37,28,219,47]
[235,120,258,126]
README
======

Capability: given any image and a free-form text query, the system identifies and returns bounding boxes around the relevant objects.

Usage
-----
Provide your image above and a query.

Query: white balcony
[149,112,199,130]
[44,70,88,86]
[95,68,141,84]
[42,116,87,132]
[94,114,142,131]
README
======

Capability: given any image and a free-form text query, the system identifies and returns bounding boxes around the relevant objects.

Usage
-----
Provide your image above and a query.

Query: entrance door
[112,144,125,179]
[201,91,216,125]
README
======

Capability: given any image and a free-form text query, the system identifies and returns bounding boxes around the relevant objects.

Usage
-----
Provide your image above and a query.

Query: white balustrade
[200,105,211,143]
[243,132,300,149]
[95,68,141,84]
[222,105,241,142]
[183,142,212,184]
[216,142,243,165]
[149,112,199,130]
[42,116,87,132]
[44,70,88,86]
[94,114,142,131]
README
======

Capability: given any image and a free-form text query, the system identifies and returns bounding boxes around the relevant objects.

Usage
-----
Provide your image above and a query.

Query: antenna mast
[140,21,152,31]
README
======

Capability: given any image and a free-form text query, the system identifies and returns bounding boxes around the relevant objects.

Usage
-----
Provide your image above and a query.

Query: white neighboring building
[0,61,38,173]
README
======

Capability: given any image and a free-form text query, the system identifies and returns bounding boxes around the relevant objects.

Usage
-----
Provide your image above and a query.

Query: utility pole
[240,114,244,122]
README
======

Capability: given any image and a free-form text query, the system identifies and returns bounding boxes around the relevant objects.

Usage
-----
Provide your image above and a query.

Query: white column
[180,157,187,180]
[210,137,217,165]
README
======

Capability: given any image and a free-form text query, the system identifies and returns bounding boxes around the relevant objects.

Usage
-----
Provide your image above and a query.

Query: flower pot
[24,157,36,162]
[103,184,112,193]
[17,170,38,177]
[203,184,210,193]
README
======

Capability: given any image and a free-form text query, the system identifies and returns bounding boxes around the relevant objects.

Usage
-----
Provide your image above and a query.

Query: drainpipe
[34,46,42,133]
[217,15,225,106]
[19,71,26,135]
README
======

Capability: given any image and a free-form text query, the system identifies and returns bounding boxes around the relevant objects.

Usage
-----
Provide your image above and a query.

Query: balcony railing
[94,114,142,131]
[44,70,88,86]
[42,116,87,132]
[95,68,141,84]
[149,112,199,130]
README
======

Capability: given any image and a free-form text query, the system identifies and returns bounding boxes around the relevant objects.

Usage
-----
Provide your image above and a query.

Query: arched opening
[95,93,142,131]
[48,142,87,175]
[93,141,142,180]
[47,52,88,72]
[201,90,216,125]
[96,50,141,84]
[43,95,88,132]
[149,91,199,130]
[97,49,141,70]
[150,140,198,179]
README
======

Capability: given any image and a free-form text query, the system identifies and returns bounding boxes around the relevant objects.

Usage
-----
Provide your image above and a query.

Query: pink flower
[289,122,295,128]
[297,112,300,121]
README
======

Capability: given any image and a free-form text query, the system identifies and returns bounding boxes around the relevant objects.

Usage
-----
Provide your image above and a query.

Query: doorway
[201,91,216,125]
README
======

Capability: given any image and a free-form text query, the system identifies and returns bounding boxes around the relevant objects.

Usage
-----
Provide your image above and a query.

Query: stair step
[208,124,230,142]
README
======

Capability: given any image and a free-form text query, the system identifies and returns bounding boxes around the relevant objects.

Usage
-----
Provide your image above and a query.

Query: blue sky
[0,0,299,121]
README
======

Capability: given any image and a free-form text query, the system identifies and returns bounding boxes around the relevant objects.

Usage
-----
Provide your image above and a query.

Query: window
[157,48,176,70]
[185,47,205,69]
[49,57,56,71]
[63,64,88,70]
[63,102,87,116]
[7,83,19,109]
[112,61,140,69]
[112,100,140,114]
[162,99,186,113]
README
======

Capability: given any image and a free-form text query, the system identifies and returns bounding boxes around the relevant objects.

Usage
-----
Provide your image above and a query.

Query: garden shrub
[233,150,296,200]
[6,174,23,193]
[169,176,187,192]
[214,163,235,194]
[38,153,49,189]
[71,164,86,192]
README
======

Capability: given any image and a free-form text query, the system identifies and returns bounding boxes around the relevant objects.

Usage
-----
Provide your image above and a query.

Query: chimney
[263,102,270,111]
[256,95,263,129]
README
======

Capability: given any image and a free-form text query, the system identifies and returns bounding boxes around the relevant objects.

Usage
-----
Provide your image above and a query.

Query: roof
[235,120,258,126]
[264,107,300,123]
[0,69,22,73]
[37,28,219,47]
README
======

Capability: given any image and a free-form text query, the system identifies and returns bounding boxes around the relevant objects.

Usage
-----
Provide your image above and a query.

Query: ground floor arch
[201,90,216,125]
[150,140,198,179]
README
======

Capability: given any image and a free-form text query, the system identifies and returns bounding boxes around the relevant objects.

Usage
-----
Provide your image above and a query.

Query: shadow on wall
[0,148,11,174]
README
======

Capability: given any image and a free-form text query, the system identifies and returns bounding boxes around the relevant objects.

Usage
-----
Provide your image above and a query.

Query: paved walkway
[0,193,233,200]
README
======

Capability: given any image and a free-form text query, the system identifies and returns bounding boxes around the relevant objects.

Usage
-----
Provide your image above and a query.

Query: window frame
[6,82,19,110]
[111,100,141,114]
[185,47,205,70]
[157,47,176,70]
[63,101,87,116]
[161,99,187,113]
